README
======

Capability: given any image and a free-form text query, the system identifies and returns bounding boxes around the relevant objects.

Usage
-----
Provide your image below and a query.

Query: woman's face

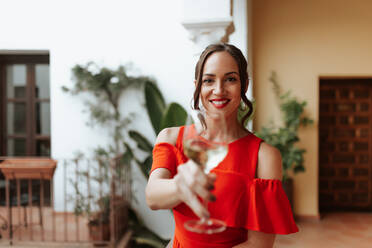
[199,51,241,119]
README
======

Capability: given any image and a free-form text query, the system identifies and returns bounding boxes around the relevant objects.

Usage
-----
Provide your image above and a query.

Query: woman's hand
[174,160,216,219]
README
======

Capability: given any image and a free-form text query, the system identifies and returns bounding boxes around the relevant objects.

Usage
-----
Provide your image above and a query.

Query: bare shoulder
[155,126,181,146]
[257,142,283,180]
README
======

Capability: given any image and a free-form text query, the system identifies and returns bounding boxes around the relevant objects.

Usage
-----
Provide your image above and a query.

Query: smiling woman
[146,43,298,248]
[199,51,242,123]
[193,44,252,128]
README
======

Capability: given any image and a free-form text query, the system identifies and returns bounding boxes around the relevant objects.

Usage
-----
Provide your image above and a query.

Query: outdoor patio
[0,1,372,248]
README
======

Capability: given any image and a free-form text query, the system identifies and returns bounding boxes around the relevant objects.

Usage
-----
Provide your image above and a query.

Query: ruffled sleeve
[182,170,299,235]
[245,178,299,234]
[150,143,178,177]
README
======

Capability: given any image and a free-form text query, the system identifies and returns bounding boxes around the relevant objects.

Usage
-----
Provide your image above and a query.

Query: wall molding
[182,17,233,54]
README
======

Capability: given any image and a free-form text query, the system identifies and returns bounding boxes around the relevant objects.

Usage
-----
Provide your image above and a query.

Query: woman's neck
[204,112,247,143]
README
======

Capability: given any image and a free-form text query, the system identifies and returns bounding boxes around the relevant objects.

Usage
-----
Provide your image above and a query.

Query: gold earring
[239,100,247,110]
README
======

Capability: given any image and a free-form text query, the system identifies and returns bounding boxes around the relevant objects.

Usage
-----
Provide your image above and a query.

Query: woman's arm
[146,127,182,209]
[146,168,182,210]
[256,142,282,180]
[233,142,282,248]
[145,127,215,218]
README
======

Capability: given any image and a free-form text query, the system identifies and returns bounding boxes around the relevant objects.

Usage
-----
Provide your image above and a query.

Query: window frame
[0,54,50,157]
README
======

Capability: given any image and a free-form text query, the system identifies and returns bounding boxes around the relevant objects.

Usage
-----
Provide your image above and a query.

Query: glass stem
[201,199,209,223]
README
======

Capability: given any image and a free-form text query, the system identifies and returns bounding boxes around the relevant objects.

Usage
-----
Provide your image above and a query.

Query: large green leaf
[128,207,169,247]
[137,156,153,179]
[122,142,134,164]
[128,130,153,152]
[144,81,166,135]
[160,102,187,130]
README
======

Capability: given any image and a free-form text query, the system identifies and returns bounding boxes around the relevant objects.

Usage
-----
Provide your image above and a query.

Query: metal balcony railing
[0,155,131,247]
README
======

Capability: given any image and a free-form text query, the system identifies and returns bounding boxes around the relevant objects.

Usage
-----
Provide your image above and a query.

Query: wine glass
[182,109,228,234]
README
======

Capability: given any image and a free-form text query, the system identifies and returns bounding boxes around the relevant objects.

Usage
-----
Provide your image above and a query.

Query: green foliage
[128,208,169,248]
[145,81,166,135]
[128,130,154,177]
[161,103,187,130]
[63,62,170,246]
[144,81,187,136]
[256,72,313,181]
[68,148,113,225]
[65,63,148,125]
[129,131,154,153]
[128,81,188,179]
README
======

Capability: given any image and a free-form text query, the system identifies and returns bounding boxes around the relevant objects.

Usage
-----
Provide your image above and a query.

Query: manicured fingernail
[210,173,217,180]
[210,195,216,202]
[207,184,215,190]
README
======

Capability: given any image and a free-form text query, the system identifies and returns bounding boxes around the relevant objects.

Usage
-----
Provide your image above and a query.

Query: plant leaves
[128,207,169,247]
[144,81,166,135]
[135,155,153,179]
[122,142,134,165]
[128,130,153,152]
[160,102,187,130]
[294,164,305,173]
[256,71,314,180]
[143,156,153,178]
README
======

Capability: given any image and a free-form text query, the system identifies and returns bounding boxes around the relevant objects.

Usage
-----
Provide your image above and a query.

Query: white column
[182,18,233,55]
[230,0,253,131]
[181,0,233,55]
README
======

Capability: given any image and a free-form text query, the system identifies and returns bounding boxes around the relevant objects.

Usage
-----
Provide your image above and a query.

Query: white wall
[183,0,231,20]
[0,0,247,239]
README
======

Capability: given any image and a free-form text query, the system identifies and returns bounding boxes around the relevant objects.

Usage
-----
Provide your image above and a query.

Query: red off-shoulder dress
[150,126,299,248]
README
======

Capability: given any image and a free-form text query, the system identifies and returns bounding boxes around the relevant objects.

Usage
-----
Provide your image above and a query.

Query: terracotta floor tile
[1,208,372,247]
[0,207,91,245]
[275,212,372,248]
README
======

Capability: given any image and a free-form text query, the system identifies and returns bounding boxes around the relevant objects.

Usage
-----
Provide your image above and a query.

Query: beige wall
[252,0,372,217]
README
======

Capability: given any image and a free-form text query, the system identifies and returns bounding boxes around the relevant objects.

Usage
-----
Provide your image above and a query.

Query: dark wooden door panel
[319,79,372,211]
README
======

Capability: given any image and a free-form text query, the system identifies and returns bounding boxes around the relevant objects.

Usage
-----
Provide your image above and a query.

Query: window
[0,54,50,157]
[0,54,51,206]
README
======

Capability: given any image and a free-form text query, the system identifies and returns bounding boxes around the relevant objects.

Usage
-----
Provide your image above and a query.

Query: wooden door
[319,78,372,211]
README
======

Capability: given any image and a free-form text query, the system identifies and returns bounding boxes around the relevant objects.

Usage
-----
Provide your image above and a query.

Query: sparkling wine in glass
[183,109,228,234]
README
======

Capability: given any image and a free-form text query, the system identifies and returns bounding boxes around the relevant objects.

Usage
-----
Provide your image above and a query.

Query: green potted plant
[87,196,111,243]
[63,63,139,243]
[69,149,117,244]
[256,72,313,208]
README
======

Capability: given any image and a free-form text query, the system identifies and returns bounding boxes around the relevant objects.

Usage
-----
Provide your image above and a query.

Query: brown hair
[193,43,253,126]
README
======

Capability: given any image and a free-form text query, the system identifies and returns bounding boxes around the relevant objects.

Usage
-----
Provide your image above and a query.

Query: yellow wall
[252,0,372,217]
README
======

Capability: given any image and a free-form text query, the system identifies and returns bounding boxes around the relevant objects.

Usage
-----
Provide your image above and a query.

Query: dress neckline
[186,124,252,146]
[227,132,252,146]
[154,127,254,150]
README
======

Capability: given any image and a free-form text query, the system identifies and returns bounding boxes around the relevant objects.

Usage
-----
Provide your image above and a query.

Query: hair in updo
[193,43,253,126]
